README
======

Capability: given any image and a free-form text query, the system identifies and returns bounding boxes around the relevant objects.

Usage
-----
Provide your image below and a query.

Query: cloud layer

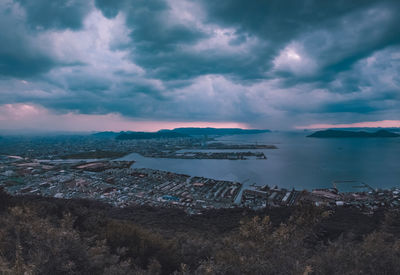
[0,0,399,130]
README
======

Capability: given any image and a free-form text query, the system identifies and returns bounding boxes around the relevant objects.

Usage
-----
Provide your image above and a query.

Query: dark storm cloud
[0,0,399,129]
[0,0,91,78]
[0,41,55,78]
[96,0,203,50]
[16,0,91,30]
[93,0,400,84]
[39,90,166,118]
[95,0,214,80]
[0,2,55,77]
[200,0,379,40]
[322,100,378,114]
[95,0,279,81]
[205,0,400,81]
[65,74,111,92]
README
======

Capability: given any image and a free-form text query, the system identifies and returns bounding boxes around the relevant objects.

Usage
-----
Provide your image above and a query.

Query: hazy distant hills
[165,127,270,136]
[115,131,188,140]
[307,129,400,138]
[92,131,120,138]
[93,127,270,140]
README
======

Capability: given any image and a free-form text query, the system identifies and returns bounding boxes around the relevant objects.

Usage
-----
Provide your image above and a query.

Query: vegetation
[1,187,400,274]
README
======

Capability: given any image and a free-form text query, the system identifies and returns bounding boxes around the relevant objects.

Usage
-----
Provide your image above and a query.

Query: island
[307,129,400,138]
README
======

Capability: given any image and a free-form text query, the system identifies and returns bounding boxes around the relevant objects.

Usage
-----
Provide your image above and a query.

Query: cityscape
[1,134,399,217]
[1,0,400,273]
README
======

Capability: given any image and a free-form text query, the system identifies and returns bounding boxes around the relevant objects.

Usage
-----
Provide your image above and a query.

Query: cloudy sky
[0,0,399,132]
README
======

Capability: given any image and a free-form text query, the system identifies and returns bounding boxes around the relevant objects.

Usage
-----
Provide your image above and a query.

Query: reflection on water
[119,132,400,191]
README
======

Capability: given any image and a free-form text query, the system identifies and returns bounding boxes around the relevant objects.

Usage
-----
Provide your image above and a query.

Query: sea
[119,131,400,192]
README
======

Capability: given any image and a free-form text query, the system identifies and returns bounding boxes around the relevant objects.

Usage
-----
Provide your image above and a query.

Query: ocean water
[119,132,400,191]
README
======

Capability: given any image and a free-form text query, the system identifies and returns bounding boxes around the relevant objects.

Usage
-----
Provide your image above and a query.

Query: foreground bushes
[0,187,399,274]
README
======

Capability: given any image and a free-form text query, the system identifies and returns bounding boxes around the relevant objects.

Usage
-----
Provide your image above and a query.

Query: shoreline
[2,156,400,215]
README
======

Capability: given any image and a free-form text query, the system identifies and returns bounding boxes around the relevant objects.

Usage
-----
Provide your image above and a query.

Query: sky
[0,0,399,132]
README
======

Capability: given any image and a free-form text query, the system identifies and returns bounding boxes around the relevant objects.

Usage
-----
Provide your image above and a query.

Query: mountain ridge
[93,127,271,140]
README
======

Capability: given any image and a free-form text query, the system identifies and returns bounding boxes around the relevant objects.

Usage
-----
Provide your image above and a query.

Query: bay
[119,132,400,191]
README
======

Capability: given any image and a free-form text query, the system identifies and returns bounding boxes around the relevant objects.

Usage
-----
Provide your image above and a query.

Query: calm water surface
[119,132,400,191]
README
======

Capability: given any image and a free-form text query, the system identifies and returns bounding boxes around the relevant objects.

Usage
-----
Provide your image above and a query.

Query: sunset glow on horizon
[0,103,249,132]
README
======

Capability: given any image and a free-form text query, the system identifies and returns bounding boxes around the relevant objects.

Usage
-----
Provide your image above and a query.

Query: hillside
[2,187,400,274]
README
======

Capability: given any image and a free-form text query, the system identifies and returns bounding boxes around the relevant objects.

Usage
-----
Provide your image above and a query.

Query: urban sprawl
[0,136,398,215]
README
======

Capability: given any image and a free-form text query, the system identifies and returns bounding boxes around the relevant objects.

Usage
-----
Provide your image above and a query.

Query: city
[1,0,400,273]
[1,136,399,216]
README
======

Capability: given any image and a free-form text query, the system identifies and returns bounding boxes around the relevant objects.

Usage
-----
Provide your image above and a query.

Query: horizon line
[295,120,400,130]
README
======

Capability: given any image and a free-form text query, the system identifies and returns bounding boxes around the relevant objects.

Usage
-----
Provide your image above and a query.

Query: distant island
[307,129,400,138]
[94,128,270,140]
[324,127,400,133]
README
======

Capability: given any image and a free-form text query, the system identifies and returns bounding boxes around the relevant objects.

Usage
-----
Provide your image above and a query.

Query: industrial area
[0,155,242,214]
